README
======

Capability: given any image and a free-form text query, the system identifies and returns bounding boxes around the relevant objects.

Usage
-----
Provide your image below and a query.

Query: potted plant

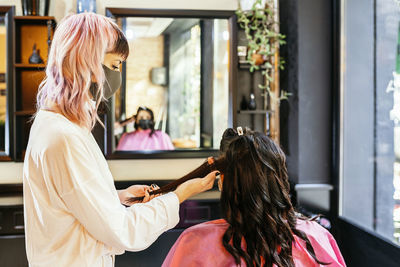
[236,0,290,101]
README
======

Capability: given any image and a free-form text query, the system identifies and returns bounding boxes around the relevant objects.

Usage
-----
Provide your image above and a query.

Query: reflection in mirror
[0,17,6,152]
[113,17,229,152]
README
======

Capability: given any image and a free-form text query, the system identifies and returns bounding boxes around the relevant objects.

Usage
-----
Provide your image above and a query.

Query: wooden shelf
[14,63,46,69]
[238,109,273,114]
[15,110,35,116]
[238,63,267,70]
[15,16,55,21]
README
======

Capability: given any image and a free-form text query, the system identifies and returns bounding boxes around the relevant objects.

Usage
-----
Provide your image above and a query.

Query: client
[117,106,174,150]
[163,127,346,267]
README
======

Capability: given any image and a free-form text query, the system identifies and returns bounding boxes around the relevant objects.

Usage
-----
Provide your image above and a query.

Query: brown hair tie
[126,156,226,203]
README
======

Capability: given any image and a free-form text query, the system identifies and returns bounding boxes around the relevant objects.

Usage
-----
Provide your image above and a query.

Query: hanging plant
[236,0,290,101]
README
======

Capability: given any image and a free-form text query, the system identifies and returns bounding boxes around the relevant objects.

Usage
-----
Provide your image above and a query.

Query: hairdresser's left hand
[174,171,218,203]
[118,185,158,206]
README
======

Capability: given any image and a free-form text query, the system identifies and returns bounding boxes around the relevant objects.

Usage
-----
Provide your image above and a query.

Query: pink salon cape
[163,219,346,267]
[117,129,174,151]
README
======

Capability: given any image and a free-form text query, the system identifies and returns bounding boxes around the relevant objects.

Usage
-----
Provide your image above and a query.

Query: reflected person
[117,106,174,151]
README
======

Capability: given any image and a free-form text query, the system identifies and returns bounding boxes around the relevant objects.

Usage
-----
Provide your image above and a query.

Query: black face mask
[138,119,152,130]
[90,64,122,100]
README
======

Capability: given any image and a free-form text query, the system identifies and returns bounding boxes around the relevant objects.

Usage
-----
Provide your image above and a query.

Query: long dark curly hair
[219,128,328,267]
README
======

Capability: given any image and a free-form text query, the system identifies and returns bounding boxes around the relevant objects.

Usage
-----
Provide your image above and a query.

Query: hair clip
[237,126,244,136]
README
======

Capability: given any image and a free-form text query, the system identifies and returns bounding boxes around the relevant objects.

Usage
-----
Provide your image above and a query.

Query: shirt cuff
[158,192,180,229]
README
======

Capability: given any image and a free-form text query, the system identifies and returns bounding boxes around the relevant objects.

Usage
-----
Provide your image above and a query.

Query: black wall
[279,0,332,185]
[279,0,299,182]
[333,218,400,267]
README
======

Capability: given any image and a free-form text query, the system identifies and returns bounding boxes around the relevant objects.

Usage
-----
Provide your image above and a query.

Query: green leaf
[250,25,258,31]
[265,62,273,68]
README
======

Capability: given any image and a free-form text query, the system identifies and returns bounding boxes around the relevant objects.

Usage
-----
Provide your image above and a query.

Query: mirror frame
[104,8,238,159]
[0,6,14,161]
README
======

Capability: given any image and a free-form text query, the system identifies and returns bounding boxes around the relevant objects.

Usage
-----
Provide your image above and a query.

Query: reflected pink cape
[117,129,174,151]
[163,219,346,267]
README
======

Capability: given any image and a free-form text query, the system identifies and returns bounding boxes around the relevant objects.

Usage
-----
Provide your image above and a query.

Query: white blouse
[23,109,180,267]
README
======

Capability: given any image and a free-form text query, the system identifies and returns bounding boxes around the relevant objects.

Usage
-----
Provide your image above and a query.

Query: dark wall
[279,0,332,184]
[333,219,400,267]
[297,0,332,184]
[279,0,299,183]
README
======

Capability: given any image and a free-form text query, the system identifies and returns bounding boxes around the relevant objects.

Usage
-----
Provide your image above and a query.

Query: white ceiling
[125,17,174,39]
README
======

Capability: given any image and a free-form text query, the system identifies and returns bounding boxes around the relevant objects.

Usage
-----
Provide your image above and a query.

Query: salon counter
[0,158,207,184]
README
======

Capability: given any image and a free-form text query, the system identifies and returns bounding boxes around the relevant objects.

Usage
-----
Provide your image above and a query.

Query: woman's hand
[118,184,159,206]
[173,171,218,203]
[114,121,122,130]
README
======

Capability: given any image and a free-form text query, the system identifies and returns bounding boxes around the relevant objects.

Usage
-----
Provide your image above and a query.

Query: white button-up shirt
[23,109,180,267]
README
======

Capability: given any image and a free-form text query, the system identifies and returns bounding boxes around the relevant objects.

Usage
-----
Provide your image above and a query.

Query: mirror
[0,6,14,160]
[105,9,237,158]
[0,17,6,151]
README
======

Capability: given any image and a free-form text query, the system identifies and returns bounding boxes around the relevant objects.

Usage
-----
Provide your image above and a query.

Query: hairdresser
[22,13,217,267]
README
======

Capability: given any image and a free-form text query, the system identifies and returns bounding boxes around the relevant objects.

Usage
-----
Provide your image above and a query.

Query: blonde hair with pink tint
[36,12,128,130]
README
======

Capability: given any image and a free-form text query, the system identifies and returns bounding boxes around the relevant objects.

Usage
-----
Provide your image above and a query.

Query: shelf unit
[237,109,274,114]
[14,63,46,69]
[238,63,267,70]
[236,1,281,143]
[13,16,56,160]
[237,55,281,141]
[15,110,36,116]
[237,59,280,142]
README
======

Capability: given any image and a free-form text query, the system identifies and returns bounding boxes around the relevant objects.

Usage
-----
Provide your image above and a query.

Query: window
[339,0,400,245]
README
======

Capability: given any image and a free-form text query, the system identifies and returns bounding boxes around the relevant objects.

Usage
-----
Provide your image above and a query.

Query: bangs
[111,28,129,60]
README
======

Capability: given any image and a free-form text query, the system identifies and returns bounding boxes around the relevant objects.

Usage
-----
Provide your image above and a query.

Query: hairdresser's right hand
[173,171,218,203]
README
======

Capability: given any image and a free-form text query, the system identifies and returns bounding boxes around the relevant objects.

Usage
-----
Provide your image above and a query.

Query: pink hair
[36,12,122,130]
